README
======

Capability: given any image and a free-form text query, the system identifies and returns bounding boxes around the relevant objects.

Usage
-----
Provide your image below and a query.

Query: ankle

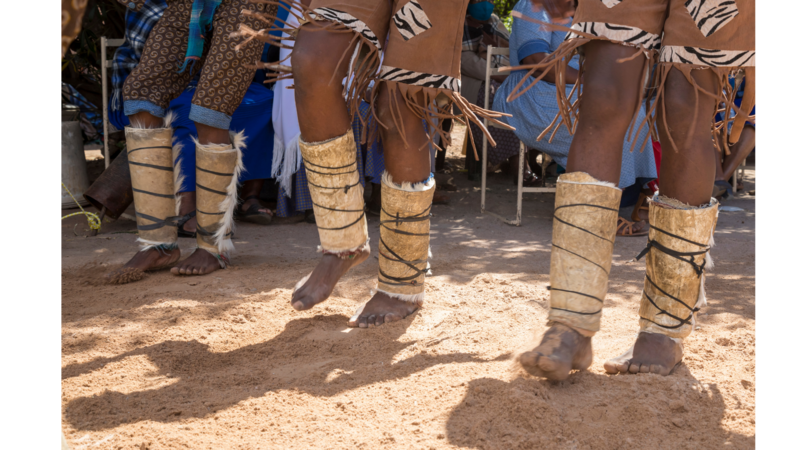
[548,320,595,339]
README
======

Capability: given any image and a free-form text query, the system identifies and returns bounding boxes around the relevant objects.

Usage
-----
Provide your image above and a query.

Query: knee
[292,33,346,93]
[582,77,641,122]
[374,91,399,136]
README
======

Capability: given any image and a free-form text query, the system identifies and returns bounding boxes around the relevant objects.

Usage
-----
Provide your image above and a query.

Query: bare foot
[105,247,181,284]
[518,322,592,381]
[291,244,371,311]
[347,292,419,328]
[604,332,683,376]
[170,249,222,276]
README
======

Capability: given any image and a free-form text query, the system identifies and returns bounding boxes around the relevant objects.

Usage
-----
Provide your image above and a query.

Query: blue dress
[492,2,656,189]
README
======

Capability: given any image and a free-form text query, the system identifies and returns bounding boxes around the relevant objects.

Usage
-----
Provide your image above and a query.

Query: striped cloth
[110,0,168,111]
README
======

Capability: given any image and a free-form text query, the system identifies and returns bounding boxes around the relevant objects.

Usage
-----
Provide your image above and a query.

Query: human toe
[519,351,539,369]
[536,354,559,373]
[603,360,621,374]
[654,364,671,376]
[384,313,401,323]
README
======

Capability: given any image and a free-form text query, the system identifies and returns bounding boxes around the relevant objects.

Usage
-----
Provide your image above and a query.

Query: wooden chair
[100,37,126,169]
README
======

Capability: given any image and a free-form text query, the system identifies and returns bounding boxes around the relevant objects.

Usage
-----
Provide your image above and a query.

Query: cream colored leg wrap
[300,129,369,255]
[125,116,181,251]
[547,172,622,336]
[194,131,245,267]
[377,172,435,304]
[637,195,719,339]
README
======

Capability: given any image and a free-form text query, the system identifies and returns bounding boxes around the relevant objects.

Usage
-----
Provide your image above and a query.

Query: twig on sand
[425,329,478,347]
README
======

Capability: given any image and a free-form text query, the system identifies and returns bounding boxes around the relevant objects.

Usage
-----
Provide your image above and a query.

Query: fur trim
[315,238,370,257]
[696,275,707,309]
[137,238,179,252]
[271,133,301,197]
[215,130,246,252]
[192,132,246,254]
[128,110,177,130]
[376,288,425,305]
[382,171,435,192]
[172,139,185,216]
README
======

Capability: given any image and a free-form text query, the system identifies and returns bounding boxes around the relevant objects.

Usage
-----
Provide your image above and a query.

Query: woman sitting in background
[492,1,658,235]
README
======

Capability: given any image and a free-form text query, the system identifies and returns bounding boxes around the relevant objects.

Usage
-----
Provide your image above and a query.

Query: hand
[482,31,497,48]
[529,0,576,23]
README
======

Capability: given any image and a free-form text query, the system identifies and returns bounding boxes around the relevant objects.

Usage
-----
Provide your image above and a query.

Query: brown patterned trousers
[122,0,271,129]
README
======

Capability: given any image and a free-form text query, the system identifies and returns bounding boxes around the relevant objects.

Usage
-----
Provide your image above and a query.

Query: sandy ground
[62,126,755,449]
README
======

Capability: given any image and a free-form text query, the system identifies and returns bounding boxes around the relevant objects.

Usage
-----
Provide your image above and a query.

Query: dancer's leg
[347,86,432,328]
[520,41,646,380]
[292,25,369,311]
[171,0,270,276]
[720,125,755,182]
[106,111,182,284]
[605,67,720,375]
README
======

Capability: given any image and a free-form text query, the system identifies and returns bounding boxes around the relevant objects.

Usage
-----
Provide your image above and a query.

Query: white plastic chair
[480,45,555,227]
[100,37,126,169]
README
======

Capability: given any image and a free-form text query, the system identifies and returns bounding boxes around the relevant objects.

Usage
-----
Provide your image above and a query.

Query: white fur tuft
[376,288,425,305]
[129,110,177,130]
[137,238,178,252]
[382,171,435,192]
[162,110,176,129]
[272,133,302,197]
[215,131,245,253]
[315,239,370,256]
[192,132,246,255]
[696,275,707,309]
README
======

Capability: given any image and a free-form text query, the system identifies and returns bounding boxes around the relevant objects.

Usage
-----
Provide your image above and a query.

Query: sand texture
[62,129,755,449]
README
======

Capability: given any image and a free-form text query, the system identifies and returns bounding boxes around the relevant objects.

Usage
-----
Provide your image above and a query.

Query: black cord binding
[308,158,364,227]
[135,211,179,231]
[548,202,615,316]
[377,204,432,288]
[634,224,710,277]
[634,223,711,328]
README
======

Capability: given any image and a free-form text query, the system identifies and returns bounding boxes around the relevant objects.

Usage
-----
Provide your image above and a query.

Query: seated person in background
[713,75,755,198]
[460,1,539,184]
[493,1,658,236]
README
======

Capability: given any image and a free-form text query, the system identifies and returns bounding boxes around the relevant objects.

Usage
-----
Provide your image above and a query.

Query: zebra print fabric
[568,22,661,50]
[660,45,754,67]
[380,65,460,92]
[684,0,739,37]
[308,7,382,50]
[393,1,432,41]
[601,0,623,7]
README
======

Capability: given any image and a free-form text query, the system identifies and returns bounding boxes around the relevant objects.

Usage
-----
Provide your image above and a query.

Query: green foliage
[494,0,520,30]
